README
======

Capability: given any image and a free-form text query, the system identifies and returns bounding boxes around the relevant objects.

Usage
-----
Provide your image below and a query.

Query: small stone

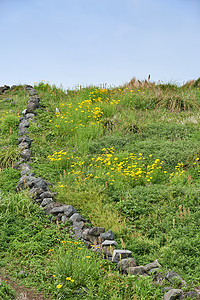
[29,187,45,199]
[100,230,114,243]
[40,191,55,199]
[18,128,29,136]
[144,259,161,272]
[128,266,146,275]
[102,245,115,257]
[18,119,30,129]
[28,89,37,96]
[26,101,38,113]
[43,203,55,214]
[18,135,33,146]
[32,177,48,190]
[25,113,35,119]
[112,249,132,263]
[63,205,77,217]
[49,205,77,217]
[73,223,85,239]
[13,159,25,169]
[102,240,118,247]
[22,109,27,115]
[166,271,186,286]
[18,142,29,149]
[163,289,183,300]
[88,227,105,236]
[61,215,68,224]
[21,149,32,160]
[82,228,90,240]
[16,175,35,191]
[69,213,86,224]
[40,198,54,207]
[117,258,137,274]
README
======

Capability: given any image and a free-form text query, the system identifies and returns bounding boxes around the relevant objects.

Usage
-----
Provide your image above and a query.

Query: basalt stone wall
[6,84,199,300]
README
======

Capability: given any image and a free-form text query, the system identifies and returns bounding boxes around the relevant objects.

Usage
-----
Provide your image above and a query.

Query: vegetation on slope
[0,78,199,298]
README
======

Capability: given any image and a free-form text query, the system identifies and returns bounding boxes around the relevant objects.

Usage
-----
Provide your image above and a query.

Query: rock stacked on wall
[13,85,200,300]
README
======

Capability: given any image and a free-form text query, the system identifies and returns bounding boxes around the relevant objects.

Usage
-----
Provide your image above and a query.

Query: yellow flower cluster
[169,162,185,179]
[49,148,166,186]
[48,87,121,134]
[47,150,69,161]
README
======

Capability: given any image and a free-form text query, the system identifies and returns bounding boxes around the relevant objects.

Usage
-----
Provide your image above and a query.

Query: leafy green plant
[0,146,21,169]
[0,114,19,134]
[0,168,20,192]
[0,279,16,300]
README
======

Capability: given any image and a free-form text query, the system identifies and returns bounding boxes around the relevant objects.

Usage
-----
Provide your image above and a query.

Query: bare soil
[0,275,50,300]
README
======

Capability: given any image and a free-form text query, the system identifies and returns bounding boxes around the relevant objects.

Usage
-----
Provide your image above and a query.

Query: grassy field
[0,79,200,299]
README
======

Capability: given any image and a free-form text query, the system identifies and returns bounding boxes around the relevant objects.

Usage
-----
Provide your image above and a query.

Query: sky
[1,0,200,89]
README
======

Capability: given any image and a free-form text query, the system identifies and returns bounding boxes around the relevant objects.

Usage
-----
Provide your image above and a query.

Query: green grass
[0,81,199,298]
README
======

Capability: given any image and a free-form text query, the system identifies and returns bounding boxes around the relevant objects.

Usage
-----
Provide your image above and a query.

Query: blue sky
[1,0,200,89]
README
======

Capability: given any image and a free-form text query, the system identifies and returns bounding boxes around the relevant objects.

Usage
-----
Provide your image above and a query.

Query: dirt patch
[0,275,50,300]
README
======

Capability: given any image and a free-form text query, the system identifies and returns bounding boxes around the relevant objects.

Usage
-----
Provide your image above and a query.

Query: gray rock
[63,205,77,217]
[61,215,68,224]
[82,228,90,240]
[26,176,37,187]
[13,159,25,169]
[25,113,35,119]
[18,128,29,136]
[102,245,115,257]
[166,271,186,286]
[21,149,32,160]
[21,168,32,176]
[49,205,76,217]
[29,187,45,199]
[100,230,114,243]
[117,258,137,274]
[26,101,38,113]
[88,227,105,236]
[32,177,48,190]
[144,259,161,272]
[69,213,86,224]
[49,206,67,215]
[163,289,183,300]
[18,142,29,149]
[15,163,31,171]
[40,191,55,199]
[18,135,33,146]
[102,240,118,247]
[24,85,33,91]
[40,198,54,207]
[16,175,36,191]
[73,223,85,239]
[22,109,27,115]
[112,249,132,263]
[18,119,29,129]
[43,203,56,214]
[28,89,37,96]
[81,228,100,244]
[128,266,146,275]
